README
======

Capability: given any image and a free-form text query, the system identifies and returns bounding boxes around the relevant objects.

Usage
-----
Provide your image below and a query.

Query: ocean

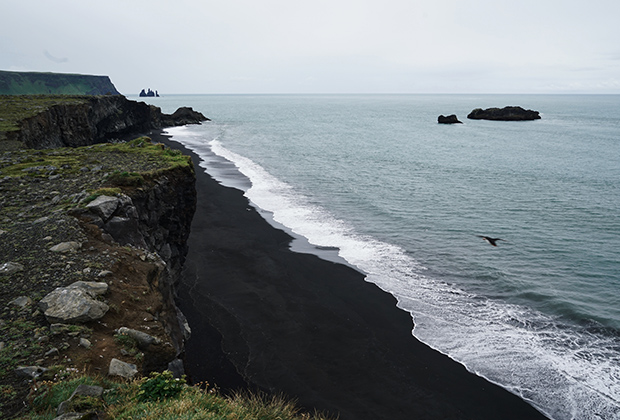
[133,94,620,420]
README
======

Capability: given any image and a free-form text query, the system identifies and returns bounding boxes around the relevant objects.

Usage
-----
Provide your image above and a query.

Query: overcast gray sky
[2,0,620,94]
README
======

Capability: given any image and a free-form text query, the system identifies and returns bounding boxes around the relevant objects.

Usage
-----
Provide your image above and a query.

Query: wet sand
[154,131,548,420]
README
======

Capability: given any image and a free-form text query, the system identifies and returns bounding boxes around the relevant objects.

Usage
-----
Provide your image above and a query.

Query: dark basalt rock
[438,114,462,124]
[140,88,159,97]
[467,106,541,121]
[161,107,210,126]
[8,96,211,150]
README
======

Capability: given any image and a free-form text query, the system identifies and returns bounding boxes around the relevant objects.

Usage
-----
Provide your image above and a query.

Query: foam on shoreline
[154,129,549,420]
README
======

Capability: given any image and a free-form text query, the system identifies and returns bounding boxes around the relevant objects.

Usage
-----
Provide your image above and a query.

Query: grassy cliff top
[0,70,121,96]
[0,137,191,181]
[0,95,90,135]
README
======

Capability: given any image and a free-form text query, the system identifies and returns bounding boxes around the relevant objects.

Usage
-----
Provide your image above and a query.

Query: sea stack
[438,114,462,124]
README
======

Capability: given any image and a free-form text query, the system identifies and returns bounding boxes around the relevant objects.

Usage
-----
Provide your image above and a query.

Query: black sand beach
[154,132,549,420]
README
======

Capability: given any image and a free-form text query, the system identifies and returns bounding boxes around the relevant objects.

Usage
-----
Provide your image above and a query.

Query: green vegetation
[28,375,120,417]
[82,187,123,205]
[0,137,192,229]
[137,371,186,402]
[20,372,333,420]
[0,137,191,182]
[0,95,89,134]
[102,137,193,173]
[106,170,145,186]
[114,332,139,356]
[0,70,120,96]
[0,320,43,377]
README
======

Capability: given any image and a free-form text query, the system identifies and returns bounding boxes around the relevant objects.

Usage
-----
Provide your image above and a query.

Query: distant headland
[0,70,120,95]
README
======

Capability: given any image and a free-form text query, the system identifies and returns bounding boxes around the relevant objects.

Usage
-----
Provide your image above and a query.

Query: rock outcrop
[467,106,541,121]
[71,163,196,366]
[0,102,198,416]
[78,167,195,288]
[6,95,209,150]
[108,358,138,379]
[161,107,210,126]
[438,114,462,124]
[10,96,156,149]
[117,168,196,360]
[140,88,159,97]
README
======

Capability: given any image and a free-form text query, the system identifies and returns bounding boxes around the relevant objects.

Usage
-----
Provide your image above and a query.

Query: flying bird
[477,236,507,246]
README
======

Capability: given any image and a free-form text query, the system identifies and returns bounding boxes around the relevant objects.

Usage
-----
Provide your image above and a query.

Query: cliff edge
[0,99,197,417]
[0,95,208,152]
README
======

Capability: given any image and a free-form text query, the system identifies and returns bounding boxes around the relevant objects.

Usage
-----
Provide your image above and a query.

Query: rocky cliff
[79,163,197,361]
[0,111,198,415]
[1,95,208,151]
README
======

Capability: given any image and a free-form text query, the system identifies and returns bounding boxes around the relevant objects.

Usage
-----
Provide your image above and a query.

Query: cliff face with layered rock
[72,163,196,361]
[1,95,208,151]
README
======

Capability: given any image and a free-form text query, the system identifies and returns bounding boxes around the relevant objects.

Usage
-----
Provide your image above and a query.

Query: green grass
[0,95,89,134]
[0,320,41,377]
[0,137,191,180]
[114,332,139,356]
[0,71,120,96]
[102,137,193,172]
[19,372,334,420]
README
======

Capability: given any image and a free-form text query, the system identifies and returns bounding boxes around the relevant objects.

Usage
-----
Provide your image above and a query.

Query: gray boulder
[9,296,32,309]
[104,216,146,248]
[86,195,119,222]
[167,358,185,378]
[39,281,109,324]
[117,327,160,350]
[68,281,108,296]
[50,242,82,253]
[108,358,138,379]
[0,262,25,275]
[15,365,47,379]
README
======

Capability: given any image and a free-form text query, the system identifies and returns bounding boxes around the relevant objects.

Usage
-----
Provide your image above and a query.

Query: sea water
[134,94,620,420]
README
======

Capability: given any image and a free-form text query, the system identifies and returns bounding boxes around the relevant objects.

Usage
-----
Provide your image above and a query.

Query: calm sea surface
[133,94,620,420]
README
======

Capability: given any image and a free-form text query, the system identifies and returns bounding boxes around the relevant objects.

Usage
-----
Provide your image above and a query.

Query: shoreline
[152,130,549,420]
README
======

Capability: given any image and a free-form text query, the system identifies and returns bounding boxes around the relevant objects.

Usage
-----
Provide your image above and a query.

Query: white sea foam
[170,126,620,420]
